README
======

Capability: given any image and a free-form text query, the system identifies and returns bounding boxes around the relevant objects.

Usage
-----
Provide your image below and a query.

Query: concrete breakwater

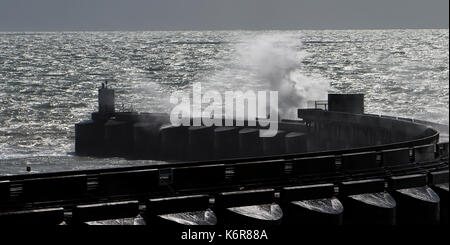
[0,141,447,225]
[76,113,310,160]
[75,89,442,161]
[75,109,440,161]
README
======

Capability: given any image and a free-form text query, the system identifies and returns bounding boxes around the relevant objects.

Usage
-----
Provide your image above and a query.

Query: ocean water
[0,29,448,174]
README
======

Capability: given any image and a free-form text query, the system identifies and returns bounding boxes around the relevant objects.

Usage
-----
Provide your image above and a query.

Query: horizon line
[0,27,449,33]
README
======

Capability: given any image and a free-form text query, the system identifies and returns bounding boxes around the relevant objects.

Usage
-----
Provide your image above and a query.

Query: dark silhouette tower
[98,82,115,113]
[328,94,364,114]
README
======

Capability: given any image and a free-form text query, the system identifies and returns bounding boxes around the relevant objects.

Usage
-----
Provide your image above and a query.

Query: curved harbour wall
[75,108,440,161]
[0,138,448,225]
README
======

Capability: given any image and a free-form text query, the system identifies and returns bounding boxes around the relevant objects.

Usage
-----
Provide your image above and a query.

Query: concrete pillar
[238,128,262,157]
[280,184,343,225]
[434,184,448,225]
[0,208,64,225]
[139,112,170,125]
[339,179,396,225]
[104,120,133,156]
[389,174,440,225]
[133,122,163,159]
[262,130,287,156]
[285,132,307,154]
[213,127,239,159]
[72,201,140,224]
[159,125,188,160]
[215,189,282,225]
[429,170,449,224]
[98,87,115,113]
[188,126,215,161]
[393,187,440,224]
[0,181,9,201]
[75,120,105,156]
[145,195,216,226]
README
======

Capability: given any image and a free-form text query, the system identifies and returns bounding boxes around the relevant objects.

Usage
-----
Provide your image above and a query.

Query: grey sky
[0,0,448,31]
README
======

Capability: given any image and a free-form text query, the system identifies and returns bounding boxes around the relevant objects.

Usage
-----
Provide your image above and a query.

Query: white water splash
[236,34,330,118]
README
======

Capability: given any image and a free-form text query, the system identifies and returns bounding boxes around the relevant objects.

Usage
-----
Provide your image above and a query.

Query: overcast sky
[0,0,448,31]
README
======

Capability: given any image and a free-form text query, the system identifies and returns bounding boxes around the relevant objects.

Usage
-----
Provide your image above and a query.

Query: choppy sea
[0,29,448,175]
